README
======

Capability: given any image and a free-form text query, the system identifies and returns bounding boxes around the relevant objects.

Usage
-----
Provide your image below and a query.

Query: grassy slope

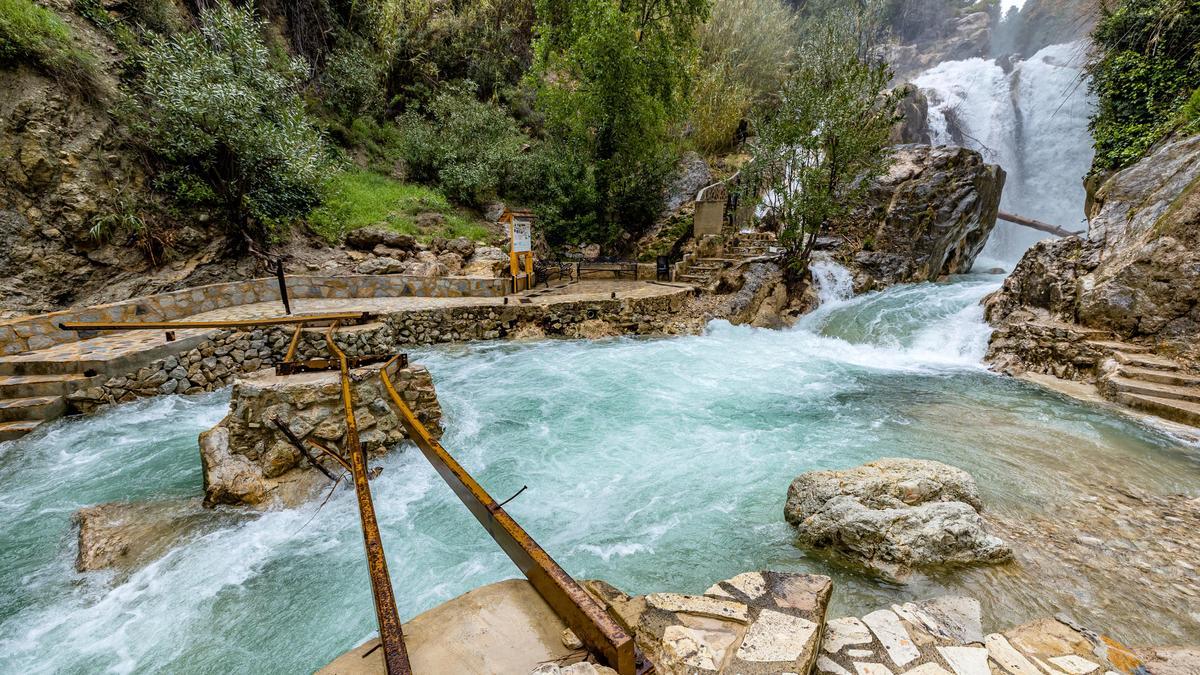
[307,168,495,244]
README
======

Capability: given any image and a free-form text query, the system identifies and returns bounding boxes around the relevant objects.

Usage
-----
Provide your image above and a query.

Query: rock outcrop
[198,360,442,507]
[784,459,1011,579]
[73,498,226,572]
[986,133,1200,377]
[840,145,1005,290]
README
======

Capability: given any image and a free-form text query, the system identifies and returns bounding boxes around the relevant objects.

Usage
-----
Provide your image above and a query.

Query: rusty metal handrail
[378,355,637,674]
[326,327,413,675]
[58,312,373,332]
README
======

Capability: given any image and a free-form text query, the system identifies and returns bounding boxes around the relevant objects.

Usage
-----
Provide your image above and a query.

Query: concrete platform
[319,579,576,675]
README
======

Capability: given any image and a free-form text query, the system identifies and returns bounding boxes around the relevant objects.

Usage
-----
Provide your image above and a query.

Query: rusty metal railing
[378,355,638,674]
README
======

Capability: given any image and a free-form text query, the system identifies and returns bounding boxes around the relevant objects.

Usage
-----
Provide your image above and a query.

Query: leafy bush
[506,141,604,246]
[397,83,526,206]
[0,0,102,95]
[128,1,331,237]
[1087,0,1200,173]
[308,168,489,243]
[319,41,387,117]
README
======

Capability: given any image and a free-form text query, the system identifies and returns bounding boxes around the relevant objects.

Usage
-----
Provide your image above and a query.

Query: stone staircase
[1094,341,1200,427]
[0,329,211,441]
[728,232,774,258]
[676,257,736,286]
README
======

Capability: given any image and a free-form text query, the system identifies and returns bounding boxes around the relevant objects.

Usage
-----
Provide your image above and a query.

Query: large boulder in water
[784,458,1012,580]
[842,145,1005,289]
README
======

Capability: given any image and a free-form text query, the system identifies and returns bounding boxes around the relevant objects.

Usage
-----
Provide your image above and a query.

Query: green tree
[531,0,708,242]
[129,1,331,240]
[740,6,897,279]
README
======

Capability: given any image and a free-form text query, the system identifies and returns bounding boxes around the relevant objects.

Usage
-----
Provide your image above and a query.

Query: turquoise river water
[1,273,1198,673]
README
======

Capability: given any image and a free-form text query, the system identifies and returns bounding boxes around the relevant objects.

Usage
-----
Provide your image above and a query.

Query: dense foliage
[741,6,897,277]
[531,0,709,242]
[0,0,101,95]
[1088,0,1200,173]
[128,2,332,238]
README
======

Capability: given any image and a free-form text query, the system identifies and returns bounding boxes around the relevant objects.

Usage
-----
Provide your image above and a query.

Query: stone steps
[1115,392,1200,427]
[1105,375,1200,404]
[0,372,96,398]
[1112,350,1181,371]
[0,330,211,376]
[1120,365,1200,387]
[1087,339,1151,354]
[0,420,41,442]
[0,395,65,423]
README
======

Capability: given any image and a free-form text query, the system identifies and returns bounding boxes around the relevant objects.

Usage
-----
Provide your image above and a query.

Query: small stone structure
[784,459,1011,579]
[585,570,832,674]
[199,360,441,507]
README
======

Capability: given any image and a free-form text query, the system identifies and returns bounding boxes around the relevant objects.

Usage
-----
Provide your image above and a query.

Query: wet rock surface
[198,360,442,507]
[839,145,1004,290]
[73,498,243,572]
[991,479,1200,641]
[785,459,1011,579]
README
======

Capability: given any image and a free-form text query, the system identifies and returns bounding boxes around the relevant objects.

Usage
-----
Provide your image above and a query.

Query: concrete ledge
[319,579,575,675]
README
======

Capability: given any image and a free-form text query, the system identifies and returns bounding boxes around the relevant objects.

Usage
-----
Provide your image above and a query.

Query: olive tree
[740,6,898,278]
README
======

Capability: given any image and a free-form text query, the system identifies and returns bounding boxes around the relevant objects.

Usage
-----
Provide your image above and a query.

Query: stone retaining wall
[67,289,693,413]
[0,274,508,356]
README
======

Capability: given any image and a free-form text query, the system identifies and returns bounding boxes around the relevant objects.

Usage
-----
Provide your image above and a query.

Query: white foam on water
[2,279,1197,671]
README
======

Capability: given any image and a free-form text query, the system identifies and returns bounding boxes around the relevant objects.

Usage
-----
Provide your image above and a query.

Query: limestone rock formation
[73,498,233,572]
[345,227,417,252]
[986,133,1200,374]
[585,570,832,675]
[784,459,1011,579]
[842,145,1004,289]
[198,360,442,507]
[889,85,932,145]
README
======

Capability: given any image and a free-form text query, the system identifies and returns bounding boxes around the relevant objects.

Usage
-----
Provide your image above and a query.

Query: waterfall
[809,257,855,306]
[914,40,1095,266]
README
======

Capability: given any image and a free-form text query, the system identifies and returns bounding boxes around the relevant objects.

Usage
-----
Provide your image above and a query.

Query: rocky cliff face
[0,13,257,316]
[986,134,1200,372]
[837,144,1005,290]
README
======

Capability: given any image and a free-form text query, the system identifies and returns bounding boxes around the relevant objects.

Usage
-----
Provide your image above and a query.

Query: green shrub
[1087,0,1200,172]
[397,82,527,206]
[505,141,605,246]
[319,41,387,117]
[690,63,753,153]
[308,168,489,243]
[0,0,102,95]
[128,1,331,238]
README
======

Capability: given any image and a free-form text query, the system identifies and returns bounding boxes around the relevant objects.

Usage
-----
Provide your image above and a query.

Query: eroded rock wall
[841,144,1005,290]
[986,134,1200,375]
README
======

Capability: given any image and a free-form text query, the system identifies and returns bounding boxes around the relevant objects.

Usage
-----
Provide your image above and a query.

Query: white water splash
[914,41,1095,265]
[809,257,855,306]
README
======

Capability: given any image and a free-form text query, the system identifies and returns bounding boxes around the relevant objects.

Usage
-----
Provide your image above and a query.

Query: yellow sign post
[500,208,535,291]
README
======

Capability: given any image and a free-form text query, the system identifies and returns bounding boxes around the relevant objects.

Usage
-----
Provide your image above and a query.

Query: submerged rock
[784,459,1011,579]
[198,360,442,507]
[73,498,233,572]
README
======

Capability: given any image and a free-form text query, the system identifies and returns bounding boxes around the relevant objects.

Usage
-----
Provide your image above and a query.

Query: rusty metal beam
[283,324,304,364]
[58,312,374,332]
[325,325,413,675]
[275,354,396,376]
[378,355,637,675]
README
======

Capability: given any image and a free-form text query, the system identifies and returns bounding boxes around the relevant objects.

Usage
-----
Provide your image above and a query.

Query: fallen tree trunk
[997,211,1083,238]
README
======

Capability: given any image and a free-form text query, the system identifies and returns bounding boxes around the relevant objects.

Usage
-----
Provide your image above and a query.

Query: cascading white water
[914,40,1096,265]
[809,257,855,306]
